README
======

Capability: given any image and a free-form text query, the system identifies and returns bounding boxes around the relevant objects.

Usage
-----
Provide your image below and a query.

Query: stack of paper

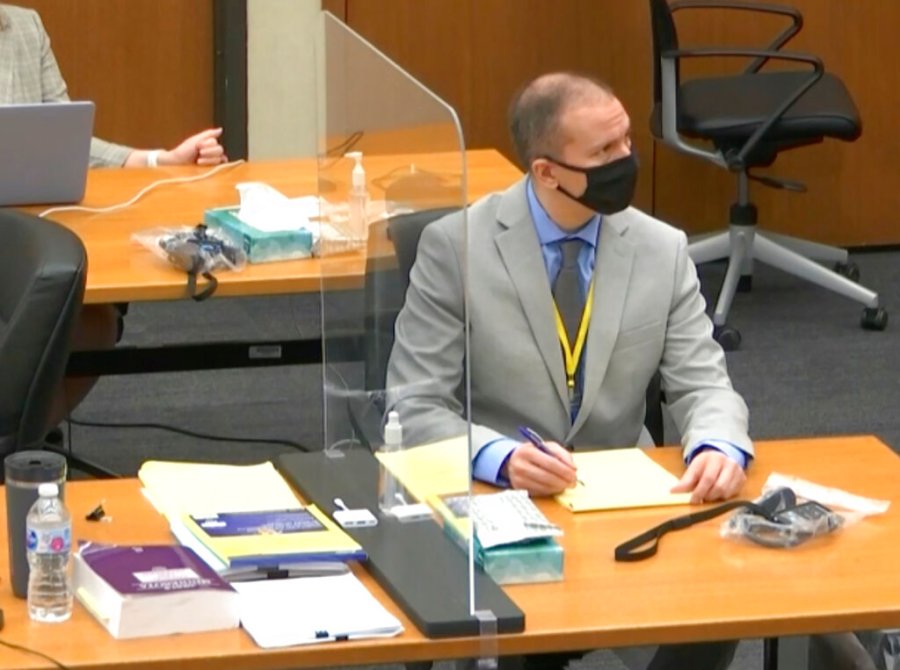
[138,460,365,570]
[234,572,403,647]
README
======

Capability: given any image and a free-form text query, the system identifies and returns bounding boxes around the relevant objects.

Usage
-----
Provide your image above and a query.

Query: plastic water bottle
[26,482,73,622]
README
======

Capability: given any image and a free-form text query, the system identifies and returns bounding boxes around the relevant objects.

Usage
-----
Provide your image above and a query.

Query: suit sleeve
[661,232,754,459]
[386,219,507,457]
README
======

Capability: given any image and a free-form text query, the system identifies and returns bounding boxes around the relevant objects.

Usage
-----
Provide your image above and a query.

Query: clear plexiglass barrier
[311,11,510,654]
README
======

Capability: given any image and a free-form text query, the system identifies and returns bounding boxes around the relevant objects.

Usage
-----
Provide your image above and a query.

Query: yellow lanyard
[553,280,594,401]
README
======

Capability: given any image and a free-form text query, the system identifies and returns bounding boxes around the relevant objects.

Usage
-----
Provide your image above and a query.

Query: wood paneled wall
[15,0,215,151]
[341,0,900,246]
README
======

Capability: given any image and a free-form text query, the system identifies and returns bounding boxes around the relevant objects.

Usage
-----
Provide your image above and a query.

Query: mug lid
[4,451,66,483]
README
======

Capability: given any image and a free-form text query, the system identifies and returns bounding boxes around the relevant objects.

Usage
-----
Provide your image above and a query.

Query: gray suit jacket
[0,4,132,167]
[386,178,752,463]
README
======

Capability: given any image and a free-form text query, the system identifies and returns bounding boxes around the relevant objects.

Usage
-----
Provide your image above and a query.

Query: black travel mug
[4,451,67,598]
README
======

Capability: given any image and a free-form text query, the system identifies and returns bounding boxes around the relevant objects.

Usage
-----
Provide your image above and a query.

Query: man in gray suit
[388,72,751,503]
[387,72,751,669]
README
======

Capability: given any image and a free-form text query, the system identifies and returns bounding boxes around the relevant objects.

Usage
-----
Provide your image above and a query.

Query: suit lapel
[569,212,635,437]
[494,181,570,410]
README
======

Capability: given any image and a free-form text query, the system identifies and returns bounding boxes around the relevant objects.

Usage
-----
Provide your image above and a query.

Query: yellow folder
[138,460,303,516]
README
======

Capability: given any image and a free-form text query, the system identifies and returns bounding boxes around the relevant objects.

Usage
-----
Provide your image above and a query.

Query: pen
[518,426,585,486]
[223,562,349,582]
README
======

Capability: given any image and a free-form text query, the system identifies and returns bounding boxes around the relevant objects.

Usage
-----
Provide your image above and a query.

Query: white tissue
[763,472,891,515]
[235,182,318,233]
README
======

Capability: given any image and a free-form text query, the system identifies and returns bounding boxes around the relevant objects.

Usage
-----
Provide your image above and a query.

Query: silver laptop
[0,101,94,206]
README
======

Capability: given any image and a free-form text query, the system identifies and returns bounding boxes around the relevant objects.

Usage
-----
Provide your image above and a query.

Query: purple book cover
[79,543,234,595]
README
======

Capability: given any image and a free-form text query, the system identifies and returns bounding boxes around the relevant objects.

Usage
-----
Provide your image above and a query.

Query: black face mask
[548,152,639,215]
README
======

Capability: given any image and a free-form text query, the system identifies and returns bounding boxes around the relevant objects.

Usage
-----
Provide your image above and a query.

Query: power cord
[36,159,246,219]
[65,417,312,453]
[0,636,70,669]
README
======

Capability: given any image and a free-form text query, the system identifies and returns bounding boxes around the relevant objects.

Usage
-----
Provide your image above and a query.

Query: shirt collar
[526,177,601,248]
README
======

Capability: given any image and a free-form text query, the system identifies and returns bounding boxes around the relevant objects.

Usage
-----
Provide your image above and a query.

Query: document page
[556,448,691,512]
[234,572,403,648]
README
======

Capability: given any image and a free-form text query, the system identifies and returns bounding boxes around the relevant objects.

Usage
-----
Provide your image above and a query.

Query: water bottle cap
[37,482,59,498]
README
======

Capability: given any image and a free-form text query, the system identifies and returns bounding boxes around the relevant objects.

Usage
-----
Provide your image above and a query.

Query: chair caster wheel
[861,307,888,331]
[713,325,742,351]
[737,275,753,292]
[834,261,860,282]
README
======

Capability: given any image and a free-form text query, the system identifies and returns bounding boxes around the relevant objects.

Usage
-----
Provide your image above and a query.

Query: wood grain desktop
[0,436,897,670]
[25,150,522,305]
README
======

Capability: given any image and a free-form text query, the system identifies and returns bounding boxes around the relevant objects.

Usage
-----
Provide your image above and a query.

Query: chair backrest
[648,0,680,107]
[0,211,86,463]
[387,206,462,290]
[351,208,461,449]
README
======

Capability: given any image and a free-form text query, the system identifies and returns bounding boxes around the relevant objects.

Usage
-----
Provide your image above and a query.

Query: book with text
[179,505,366,569]
[73,542,241,639]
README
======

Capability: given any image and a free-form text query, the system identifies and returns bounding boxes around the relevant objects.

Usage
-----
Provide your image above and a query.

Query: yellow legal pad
[555,448,691,512]
[375,435,470,503]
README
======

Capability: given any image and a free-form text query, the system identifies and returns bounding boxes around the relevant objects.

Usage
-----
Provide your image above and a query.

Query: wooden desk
[31,150,522,305]
[1,436,898,669]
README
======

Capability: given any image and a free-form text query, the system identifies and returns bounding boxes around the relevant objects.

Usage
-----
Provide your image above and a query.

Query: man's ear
[531,158,558,188]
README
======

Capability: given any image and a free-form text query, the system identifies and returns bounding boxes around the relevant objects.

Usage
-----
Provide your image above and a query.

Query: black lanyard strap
[614,500,772,562]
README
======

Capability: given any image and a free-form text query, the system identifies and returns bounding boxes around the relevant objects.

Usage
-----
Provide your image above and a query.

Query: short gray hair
[508,72,614,169]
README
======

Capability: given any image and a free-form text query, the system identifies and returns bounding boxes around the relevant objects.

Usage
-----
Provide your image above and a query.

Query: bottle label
[26,526,71,554]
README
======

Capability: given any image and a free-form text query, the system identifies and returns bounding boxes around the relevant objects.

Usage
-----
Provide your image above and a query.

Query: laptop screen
[0,101,94,207]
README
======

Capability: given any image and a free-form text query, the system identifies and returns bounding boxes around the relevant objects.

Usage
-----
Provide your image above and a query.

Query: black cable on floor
[65,417,312,452]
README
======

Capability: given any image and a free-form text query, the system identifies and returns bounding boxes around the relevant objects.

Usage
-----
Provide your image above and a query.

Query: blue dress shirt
[472,179,750,485]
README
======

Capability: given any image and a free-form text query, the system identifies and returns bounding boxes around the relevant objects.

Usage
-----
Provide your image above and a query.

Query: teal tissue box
[476,537,564,585]
[444,524,564,585]
[204,206,314,263]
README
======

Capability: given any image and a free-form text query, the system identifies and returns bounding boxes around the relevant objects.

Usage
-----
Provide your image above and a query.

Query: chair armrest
[670,0,803,73]
[659,47,823,171]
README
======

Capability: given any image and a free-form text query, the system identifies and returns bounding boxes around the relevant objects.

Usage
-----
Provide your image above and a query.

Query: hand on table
[671,449,746,504]
[504,441,578,496]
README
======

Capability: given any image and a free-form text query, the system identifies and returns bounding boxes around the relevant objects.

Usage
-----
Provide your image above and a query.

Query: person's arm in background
[28,7,224,168]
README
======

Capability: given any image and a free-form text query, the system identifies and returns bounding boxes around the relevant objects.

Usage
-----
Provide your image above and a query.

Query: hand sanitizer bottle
[378,411,403,514]
[344,151,368,244]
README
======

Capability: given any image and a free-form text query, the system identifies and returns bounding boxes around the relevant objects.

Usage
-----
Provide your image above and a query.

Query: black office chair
[649,0,888,350]
[0,210,116,480]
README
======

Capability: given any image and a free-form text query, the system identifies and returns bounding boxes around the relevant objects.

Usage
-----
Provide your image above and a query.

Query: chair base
[689,225,885,349]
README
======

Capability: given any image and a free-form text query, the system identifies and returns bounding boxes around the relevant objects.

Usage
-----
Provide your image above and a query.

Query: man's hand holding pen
[501,426,581,496]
